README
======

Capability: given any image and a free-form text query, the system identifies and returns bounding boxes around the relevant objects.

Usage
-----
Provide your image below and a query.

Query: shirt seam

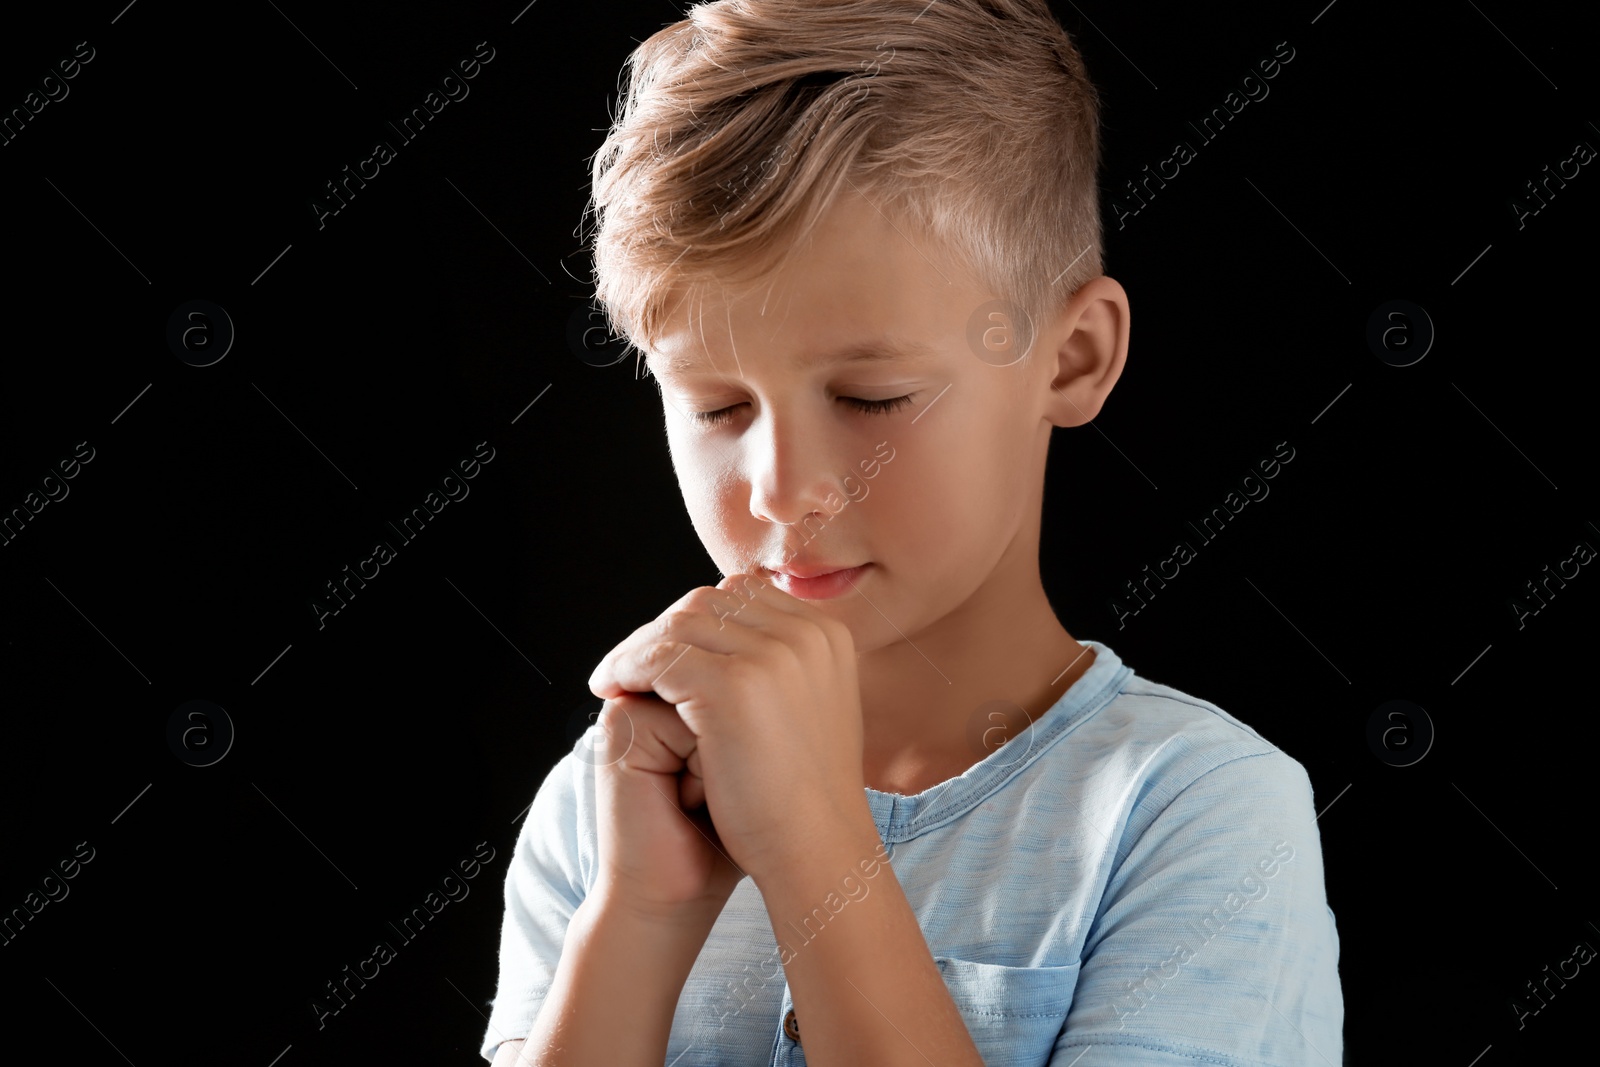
[1117,678,1274,747]
[1145,745,1294,816]
[1055,1034,1261,1066]
[893,664,1297,841]
[887,659,1136,839]
[1111,746,1299,877]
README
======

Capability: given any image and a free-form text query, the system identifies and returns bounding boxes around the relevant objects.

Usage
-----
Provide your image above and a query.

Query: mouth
[763,563,872,600]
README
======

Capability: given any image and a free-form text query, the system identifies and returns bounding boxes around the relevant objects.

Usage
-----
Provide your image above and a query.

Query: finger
[587,614,680,699]
[713,571,801,623]
[589,587,773,698]
[714,571,855,635]
[680,764,706,811]
[598,693,699,776]
[596,638,732,709]
[587,582,749,699]
[713,571,850,652]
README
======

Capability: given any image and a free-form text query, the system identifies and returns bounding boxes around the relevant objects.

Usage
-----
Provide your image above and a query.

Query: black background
[1,1,1596,1063]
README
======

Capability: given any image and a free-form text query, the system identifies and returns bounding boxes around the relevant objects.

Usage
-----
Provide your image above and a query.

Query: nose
[745,403,842,527]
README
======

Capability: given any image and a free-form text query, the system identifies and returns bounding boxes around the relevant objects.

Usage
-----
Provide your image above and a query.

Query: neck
[855,533,1093,786]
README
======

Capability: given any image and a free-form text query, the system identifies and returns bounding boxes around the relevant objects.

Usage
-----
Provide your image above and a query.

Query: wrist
[528,889,715,1062]
[748,804,883,889]
[582,883,730,939]
[566,891,719,1009]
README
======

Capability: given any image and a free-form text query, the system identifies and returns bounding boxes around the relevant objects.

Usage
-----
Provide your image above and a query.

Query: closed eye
[688,394,916,427]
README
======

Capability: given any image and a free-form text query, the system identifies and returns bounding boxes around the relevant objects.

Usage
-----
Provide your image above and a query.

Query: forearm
[756,820,984,1067]
[518,892,714,1065]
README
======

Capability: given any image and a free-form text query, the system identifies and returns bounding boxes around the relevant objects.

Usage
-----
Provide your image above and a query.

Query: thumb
[604,692,697,776]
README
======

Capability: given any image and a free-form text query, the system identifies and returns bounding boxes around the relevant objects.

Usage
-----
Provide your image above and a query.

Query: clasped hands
[584,572,870,921]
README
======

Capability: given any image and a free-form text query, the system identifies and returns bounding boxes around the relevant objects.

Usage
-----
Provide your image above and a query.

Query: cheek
[924,409,1030,541]
[689,467,740,519]
[667,428,732,497]
[689,454,757,546]
[862,439,963,542]
[983,399,1040,506]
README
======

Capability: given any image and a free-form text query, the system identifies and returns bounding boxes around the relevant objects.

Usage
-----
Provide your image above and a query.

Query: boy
[483,0,1342,1063]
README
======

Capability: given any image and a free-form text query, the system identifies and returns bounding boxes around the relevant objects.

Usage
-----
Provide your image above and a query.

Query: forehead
[649,335,942,376]
[646,190,967,376]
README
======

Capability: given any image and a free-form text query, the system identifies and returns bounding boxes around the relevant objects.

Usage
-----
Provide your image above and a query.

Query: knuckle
[688,586,730,609]
[657,606,698,636]
[665,591,714,622]
[731,573,768,599]
[641,639,678,671]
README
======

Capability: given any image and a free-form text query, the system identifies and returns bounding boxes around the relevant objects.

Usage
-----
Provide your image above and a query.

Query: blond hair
[583,0,1103,365]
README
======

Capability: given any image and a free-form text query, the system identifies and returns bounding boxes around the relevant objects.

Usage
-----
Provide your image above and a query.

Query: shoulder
[506,735,602,891]
[1096,672,1278,749]
[521,742,593,828]
[1051,668,1316,819]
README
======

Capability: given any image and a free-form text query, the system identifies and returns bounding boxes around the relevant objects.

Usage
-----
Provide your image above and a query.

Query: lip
[765,563,872,600]
[765,559,859,579]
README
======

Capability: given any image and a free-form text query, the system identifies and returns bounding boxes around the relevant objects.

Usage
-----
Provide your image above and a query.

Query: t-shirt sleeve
[1051,749,1344,1065]
[479,749,591,1062]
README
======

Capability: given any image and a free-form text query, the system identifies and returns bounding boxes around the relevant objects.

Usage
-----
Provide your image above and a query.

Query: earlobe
[1045,276,1129,428]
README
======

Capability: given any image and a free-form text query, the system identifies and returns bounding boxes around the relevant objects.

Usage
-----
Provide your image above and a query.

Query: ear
[1041,275,1129,429]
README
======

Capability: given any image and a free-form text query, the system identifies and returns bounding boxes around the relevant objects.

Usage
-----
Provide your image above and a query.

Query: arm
[479,744,724,1065]
[1051,750,1343,1065]
[757,814,984,1067]
[506,892,721,1066]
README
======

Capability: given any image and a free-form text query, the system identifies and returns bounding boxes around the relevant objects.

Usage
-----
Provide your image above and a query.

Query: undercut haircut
[584,0,1104,367]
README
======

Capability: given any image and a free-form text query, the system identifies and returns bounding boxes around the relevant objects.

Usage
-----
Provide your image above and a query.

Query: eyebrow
[651,337,941,376]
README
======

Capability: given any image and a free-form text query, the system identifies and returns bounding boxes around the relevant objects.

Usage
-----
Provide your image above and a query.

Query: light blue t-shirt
[481,638,1343,1064]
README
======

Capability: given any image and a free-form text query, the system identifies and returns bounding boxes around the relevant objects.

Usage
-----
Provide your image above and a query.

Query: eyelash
[688,394,916,426]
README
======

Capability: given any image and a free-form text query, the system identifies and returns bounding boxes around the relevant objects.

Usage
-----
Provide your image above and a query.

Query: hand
[588,573,870,888]
[588,690,744,923]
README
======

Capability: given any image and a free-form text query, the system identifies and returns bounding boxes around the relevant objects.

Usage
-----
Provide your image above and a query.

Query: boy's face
[643,187,1110,654]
